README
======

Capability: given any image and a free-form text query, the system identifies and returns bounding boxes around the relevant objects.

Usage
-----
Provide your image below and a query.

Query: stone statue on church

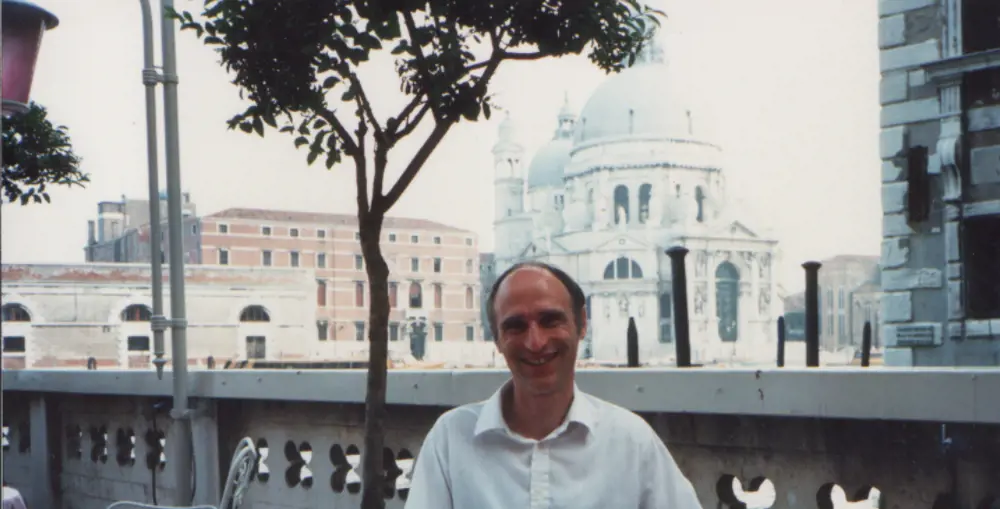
[616,205,628,229]
[595,191,610,231]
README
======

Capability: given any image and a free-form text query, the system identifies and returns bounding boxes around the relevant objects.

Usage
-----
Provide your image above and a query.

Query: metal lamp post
[1,0,59,116]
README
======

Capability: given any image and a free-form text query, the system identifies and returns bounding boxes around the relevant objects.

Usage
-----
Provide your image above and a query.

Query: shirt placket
[528,442,551,509]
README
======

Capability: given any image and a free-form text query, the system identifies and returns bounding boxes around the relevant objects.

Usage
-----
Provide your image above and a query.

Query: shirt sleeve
[640,430,703,509]
[403,420,454,509]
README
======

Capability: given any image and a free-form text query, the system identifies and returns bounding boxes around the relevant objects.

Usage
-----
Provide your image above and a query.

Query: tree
[172,1,662,506]
[2,102,87,205]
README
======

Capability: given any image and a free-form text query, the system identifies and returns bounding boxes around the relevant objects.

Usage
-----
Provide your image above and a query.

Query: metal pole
[666,246,692,368]
[138,0,167,379]
[776,315,785,368]
[159,0,192,503]
[803,261,821,368]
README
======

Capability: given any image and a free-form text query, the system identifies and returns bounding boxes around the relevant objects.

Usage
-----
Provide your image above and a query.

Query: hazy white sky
[2,0,881,293]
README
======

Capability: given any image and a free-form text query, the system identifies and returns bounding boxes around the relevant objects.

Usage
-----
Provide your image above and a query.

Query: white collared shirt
[404,382,702,509]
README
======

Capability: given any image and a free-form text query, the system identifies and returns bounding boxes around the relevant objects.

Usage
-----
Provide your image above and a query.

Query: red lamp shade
[2,0,59,116]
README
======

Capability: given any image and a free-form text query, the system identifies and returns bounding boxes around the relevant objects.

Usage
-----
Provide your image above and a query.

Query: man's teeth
[523,353,557,366]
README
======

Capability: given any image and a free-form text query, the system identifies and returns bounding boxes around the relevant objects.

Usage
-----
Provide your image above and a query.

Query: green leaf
[314,119,328,129]
[294,136,309,148]
[483,102,491,120]
[323,76,340,89]
[341,88,357,102]
[307,148,320,165]
[252,117,264,137]
[239,122,253,134]
[279,126,295,133]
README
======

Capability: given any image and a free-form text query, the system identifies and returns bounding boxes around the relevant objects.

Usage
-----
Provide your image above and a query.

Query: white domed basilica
[492,35,782,366]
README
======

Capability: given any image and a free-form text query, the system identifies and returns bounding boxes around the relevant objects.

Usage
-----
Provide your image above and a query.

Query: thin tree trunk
[360,210,390,509]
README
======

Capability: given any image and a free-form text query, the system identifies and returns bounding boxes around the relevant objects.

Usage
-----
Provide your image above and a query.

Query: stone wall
[877,0,1000,366]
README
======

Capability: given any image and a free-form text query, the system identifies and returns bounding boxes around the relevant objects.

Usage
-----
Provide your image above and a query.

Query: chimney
[88,220,96,245]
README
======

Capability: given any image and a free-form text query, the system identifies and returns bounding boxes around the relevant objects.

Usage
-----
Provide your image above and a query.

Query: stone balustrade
[3,368,999,508]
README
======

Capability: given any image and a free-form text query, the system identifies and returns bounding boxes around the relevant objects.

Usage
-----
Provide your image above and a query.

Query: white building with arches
[493,35,782,365]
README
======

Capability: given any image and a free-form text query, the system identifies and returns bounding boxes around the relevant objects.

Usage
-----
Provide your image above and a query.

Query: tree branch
[355,106,370,215]
[349,72,384,143]
[394,102,431,139]
[402,10,442,122]
[378,50,504,213]
[314,107,360,157]
[386,91,426,142]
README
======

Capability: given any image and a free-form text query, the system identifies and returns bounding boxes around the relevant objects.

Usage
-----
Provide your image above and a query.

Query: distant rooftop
[205,208,470,233]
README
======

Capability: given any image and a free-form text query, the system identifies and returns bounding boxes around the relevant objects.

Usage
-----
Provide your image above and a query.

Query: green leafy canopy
[171,0,663,213]
[2,102,88,205]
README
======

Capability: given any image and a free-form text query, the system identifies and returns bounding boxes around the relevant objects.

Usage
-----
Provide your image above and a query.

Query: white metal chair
[109,437,258,509]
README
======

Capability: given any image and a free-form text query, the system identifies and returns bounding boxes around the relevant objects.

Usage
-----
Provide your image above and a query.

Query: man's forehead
[496,266,571,307]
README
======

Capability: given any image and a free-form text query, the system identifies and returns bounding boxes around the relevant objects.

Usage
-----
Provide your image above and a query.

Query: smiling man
[405,261,702,509]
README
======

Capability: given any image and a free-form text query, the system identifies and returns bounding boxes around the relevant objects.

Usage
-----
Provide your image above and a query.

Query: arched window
[695,186,706,223]
[659,292,672,343]
[465,287,474,309]
[715,262,739,342]
[638,184,652,224]
[613,185,629,224]
[603,257,643,280]
[239,305,270,322]
[121,304,152,322]
[1,304,31,322]
[409,282,423,309]
[433,284,443,309]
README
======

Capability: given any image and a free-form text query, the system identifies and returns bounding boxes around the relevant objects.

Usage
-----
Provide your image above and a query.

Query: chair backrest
[219,437,259,509]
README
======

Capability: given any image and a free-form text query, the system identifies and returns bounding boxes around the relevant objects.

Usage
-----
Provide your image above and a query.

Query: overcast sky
[2,0,880,293]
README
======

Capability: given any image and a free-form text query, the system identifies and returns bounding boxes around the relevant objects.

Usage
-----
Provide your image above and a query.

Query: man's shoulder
[582,391,658,439]
[428,399,488,436]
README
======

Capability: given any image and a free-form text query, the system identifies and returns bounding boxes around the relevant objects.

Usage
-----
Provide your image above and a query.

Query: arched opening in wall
[1,303,31,369]
[409,283,423,309]
[465,287,474,309]
[603,257,644,280]
[613,185,629,224]
[638,184,652,224]
[658,292,672,343]
[121,304,153,368]
[715,262,740,342]
[433,284,443,309]
[240,305,270,360]
[694,186,706,223]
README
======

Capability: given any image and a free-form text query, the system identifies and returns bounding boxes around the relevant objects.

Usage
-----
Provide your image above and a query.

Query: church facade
[492,37,783,365]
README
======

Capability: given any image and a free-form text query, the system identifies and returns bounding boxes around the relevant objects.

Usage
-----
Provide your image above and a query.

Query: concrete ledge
[4,368,1000,424]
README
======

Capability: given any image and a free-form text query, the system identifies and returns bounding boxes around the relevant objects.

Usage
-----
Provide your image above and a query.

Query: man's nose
[525,322,547,352]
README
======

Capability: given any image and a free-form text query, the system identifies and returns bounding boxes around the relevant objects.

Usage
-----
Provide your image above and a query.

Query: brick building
[877,0,1000,366]
[199,208,483,348]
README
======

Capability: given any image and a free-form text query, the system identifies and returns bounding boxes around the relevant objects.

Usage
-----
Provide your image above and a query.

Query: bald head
[486,262,586,340]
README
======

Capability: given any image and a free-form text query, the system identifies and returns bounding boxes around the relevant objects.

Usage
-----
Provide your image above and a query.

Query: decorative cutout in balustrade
[90,425,109,463]
[256,438,270,482]
[284,441,314,489]
[817,483,882,509]
[116,428,136,466]
[394,448,414,501]
[144,428,166,470]
[17,422,30,453]
[66,425,82,459]
[717,474,777,509]
[330,444,362,494]
[1,424,8,452]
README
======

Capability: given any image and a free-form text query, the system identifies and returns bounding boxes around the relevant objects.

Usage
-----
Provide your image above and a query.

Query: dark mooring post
[667,246,692,368]
[803,261,822,367]
[777,316,786,368]
[626,317,639,368]
[861,321,872,368]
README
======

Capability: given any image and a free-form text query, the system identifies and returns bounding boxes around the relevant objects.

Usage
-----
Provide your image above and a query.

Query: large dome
[527,138,572,188]
[573,58,706,148]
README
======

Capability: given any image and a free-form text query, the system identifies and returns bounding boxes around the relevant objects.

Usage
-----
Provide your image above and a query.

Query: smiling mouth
[521,352,559,366]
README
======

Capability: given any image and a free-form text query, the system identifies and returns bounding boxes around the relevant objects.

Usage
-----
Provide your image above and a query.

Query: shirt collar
[473,379,597,439]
